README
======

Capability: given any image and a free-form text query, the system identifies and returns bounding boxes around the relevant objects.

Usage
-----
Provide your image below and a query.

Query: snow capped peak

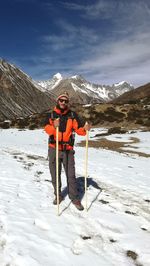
[114,81,126,87]
[70,74,85,81]
[53,73,63,80]
[71,75,78,79]
[36,73,63,91]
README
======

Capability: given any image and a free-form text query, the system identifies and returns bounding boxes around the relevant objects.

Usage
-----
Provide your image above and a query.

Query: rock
[108,127,127,134]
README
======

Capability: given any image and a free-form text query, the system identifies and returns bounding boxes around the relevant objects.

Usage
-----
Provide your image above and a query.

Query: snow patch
[114,81,126,87]
[53,73,63,80]
[71,82,88,95]
[0,128,149,266]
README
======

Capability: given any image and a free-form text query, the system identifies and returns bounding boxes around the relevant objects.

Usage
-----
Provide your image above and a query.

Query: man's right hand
[84,122,91,131]
[54,118,60,128]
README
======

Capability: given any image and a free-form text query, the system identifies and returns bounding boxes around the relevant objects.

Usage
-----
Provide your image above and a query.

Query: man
[44,92,91,211]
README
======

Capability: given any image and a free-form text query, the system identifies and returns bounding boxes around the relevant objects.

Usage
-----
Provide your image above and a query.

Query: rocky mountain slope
[0,59,54,121]
[112,83,150,104]
[37,75,134,104]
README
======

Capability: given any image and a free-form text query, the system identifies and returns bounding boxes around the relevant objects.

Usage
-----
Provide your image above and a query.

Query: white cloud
[14,0,150,86]
[56,1,150,86]
[41,20,99,51]
[63,0,116,19]
[75,30,150,86]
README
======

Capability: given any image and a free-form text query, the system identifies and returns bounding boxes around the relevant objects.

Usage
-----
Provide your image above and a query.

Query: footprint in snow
[71,238,84,255]
[99,199,109,204]
[0,219,7,259]
[34,219,50,231]
[125,210,137,216]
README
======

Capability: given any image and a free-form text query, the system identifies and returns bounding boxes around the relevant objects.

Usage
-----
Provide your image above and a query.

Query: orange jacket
[44,107,86,150]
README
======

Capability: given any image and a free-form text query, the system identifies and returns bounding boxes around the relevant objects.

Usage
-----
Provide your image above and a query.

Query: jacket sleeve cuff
[75,127,86,136]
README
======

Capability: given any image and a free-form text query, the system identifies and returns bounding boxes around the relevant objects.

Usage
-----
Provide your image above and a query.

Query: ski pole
[56,119,59,216]
[84,122,89,211]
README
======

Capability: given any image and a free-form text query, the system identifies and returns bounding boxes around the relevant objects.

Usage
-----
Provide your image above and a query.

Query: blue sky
[1,0,150,87]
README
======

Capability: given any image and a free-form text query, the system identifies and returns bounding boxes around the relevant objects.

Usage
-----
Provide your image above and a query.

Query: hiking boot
[53,195,64,205]
[72,199,84,211]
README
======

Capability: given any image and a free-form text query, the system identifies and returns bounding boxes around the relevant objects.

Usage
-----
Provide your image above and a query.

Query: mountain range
[36,74,134,104]
[0,58,140,122]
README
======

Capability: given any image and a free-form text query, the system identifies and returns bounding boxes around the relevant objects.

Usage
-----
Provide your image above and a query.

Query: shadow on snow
[61,176,102,212]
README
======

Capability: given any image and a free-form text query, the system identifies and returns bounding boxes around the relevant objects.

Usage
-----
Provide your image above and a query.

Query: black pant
[48,147,78,200]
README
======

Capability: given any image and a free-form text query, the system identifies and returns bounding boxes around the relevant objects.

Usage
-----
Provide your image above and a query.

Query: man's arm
[44,113,56,136]
[72,112,91,135]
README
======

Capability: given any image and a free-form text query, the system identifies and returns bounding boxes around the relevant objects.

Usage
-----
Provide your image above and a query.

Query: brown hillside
[0,60,55,121]
[112,83,150,104]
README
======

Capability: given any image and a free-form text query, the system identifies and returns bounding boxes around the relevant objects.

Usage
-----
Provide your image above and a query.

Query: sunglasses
[59,99,69,104]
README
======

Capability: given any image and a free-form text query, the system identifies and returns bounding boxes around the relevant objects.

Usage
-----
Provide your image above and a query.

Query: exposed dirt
[78,136,150,158]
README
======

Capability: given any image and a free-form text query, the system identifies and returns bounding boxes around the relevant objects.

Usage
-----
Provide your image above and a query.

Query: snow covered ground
[0,128,150,266]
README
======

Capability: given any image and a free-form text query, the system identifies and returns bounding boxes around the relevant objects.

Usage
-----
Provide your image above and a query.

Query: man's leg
[48,147,62,196]
[63,150,84,210]
[62,150,78,200]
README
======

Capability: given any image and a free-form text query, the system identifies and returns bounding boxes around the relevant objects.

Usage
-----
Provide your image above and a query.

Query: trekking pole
[84,122,89,211]
[56,119,59,216]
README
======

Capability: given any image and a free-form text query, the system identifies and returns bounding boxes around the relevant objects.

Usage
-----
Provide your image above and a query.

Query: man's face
[58,97,69,109]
